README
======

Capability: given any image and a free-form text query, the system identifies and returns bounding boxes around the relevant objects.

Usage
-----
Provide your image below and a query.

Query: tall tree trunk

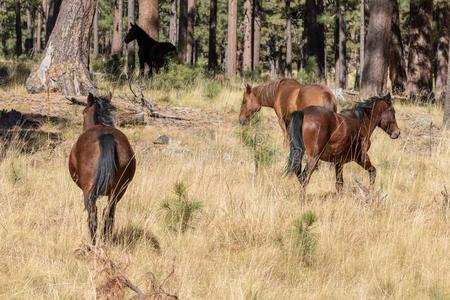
[444,42,450,128]
[45,0,61,45]
[360,0,393,96]
[128,0,135,72]
[93,3,99,58]
[358,0,365,88]
[252,0,261,72]
[15,0,22,56]
[178,0,188,62]
[407,0,433,101]
[26,0,97,96]
[26,7,34,53]
[389,0,407,94]
[112,0,123,55]
[435,2,449,101]
[36,6,42,52]
[285,0,292,77]
[226,0,237,78]
[186,0,195,64]
[207,0,217,71]
[335,0,347,88]
[139,0,159,40]
[242,0,252,72]
[169,0,177,45]
[304,0,325,79]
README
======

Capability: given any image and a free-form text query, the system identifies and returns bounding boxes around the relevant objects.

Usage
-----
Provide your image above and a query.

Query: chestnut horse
[285,94,400,191]
[239,79,337,145]
[69,93,136,244]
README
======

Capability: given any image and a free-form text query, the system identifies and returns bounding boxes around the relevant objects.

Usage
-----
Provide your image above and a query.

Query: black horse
[124,23,177,76]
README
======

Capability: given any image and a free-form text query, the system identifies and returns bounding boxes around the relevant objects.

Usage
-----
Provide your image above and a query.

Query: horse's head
[83,92,115,130]
[239,84,261,125]
[376,93,400,139]
[124,23,139,44]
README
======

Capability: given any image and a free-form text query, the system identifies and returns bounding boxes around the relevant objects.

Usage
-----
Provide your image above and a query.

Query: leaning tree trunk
[26,0,96,96]
[242,0,252,72]
[112,0,123,55]
[225,0,237,78]
[360,0,393,96]
[285,0,292,78]
[407,0,433,102]
[389,0,407,94]
[335,0,347,88]
[169,0,177,45]
[252,0,261,72]
[304,0,325,79]
[435,2,449,101]
[45,0,61,45]
[207,0,217,71]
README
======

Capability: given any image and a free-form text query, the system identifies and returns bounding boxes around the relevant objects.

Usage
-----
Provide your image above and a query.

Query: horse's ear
[87,93,95,106]
[245,84,252,94]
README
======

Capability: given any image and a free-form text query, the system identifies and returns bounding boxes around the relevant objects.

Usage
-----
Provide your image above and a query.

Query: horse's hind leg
[103,187,127,241]
[298,156,320,187]
[84,192,98,245]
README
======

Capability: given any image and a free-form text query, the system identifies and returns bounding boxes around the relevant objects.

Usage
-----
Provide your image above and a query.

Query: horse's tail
[285,111,305,176]
[86,134,117,210]
[323,90,337,112]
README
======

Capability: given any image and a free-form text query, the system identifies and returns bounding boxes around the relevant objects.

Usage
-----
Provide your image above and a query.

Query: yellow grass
[0,85,449,299]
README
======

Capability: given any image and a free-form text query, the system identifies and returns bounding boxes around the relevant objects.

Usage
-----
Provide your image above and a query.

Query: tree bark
[26,7,34,54]
[93,3,99,58]
[139,0,159,40]
[36,6,42,52]
[225,0,237,78]
[112,0,123,56]
[358,0,367,88]
[242,0,252,73]
[435,2,449,101]
[389,0,407,94]
[360,0,393,96]
[407,0,433,101]
[45,0,61,45]
[304,0,325,79]
[26,0,97,96]
[169,0,177,45]
[335,0,347,88]
[178,0,188,62]
[207,0,217,72]
[285,0,292,77]
[252,0,261,72]
[128,0,135,72]
[186,0,195,64]
[444,41,450,128]
[15,0,22,56]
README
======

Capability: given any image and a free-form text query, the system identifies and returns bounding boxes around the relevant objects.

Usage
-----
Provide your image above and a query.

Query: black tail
[86,134,117,210]
[285,111,305,176]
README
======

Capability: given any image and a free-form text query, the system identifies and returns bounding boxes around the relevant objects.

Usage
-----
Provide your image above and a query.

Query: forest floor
[0,83,449,299]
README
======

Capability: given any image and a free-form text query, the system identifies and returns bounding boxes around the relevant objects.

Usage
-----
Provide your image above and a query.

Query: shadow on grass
[112,224,161,253]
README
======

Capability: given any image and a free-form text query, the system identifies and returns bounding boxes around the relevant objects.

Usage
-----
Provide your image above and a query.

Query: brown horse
[69,93,136,244]
[239,79,337,145]
[285,93,400,191]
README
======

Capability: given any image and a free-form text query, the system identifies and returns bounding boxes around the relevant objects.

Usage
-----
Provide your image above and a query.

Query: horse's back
[69,126,135,189]
[297,84,337,112]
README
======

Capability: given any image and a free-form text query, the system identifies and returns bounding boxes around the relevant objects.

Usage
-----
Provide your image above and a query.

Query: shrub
[161,181,203,233]
[297,57,318,84]
[152,61,203,91]
[290,211,318,264]
[204,80,222,100]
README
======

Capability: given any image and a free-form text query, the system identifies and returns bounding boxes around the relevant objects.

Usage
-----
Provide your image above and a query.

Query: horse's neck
[253,86,275,108]
[360,107,381,137]
[137,33,156,48]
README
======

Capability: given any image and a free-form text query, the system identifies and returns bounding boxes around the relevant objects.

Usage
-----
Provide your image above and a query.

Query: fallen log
[116,111,145,126]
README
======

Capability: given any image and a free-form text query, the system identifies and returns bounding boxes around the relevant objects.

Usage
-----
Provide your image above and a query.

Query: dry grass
[0,85,449,300]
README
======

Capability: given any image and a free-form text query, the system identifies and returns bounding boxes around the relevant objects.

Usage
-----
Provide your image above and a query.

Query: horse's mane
[341,95,390,121]
[253,79,285,105]
[132,24,157,44]
[94,97,115,127]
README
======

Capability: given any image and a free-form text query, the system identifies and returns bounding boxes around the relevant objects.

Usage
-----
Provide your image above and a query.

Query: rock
[411,119,433,128]
[154,135,170,145]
